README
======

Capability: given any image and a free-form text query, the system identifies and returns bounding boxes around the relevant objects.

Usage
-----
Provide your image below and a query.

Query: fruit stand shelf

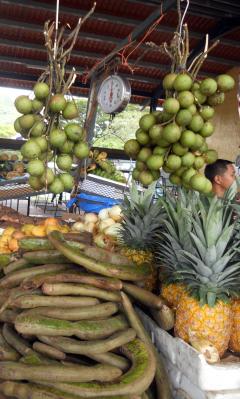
[138,309,240,399]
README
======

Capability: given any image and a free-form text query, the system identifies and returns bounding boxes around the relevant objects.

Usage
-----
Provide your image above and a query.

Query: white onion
[98,218,115,232]
[104,223,122,237]
[108,205,122,222]
[98,208,110,221]
[72,222,85,232]
[84,222,95,233]
[84,213,98,224]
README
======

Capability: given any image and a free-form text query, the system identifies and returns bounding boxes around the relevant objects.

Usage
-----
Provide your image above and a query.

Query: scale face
[97,75,131,114]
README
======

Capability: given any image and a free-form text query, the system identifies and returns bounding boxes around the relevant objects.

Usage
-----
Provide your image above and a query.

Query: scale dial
[97,75,131,114]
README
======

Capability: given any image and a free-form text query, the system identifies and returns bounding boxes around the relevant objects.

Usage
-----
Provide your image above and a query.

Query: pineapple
[157,189,197,307]
[119,182,164,291]
[158,190,240,356]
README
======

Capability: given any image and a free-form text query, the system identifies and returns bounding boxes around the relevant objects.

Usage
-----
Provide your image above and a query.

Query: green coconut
[190,173,208,192]
[162,73,177,90]
[59,173,74,191]
[173,74,193,91]
[32,98,44,113]
[34,136,48,153]
[74,142,90,159]
[33,82,50,100]
[177,91,195,108]
[149,125,163,141]
[199,78,217,96]
[14,96,32,114]
[188,114,204,132]
[136,160,146,171]
[188,104,197,115]
[182,167,197,184]
[62,102,79,120]
[190,134,204,150]
[181,152,195,167]
[137,148,152,162]
[192,89,207,105]
[153,146,167,156]
[172,142,188,156]
[136,129,150,145]
[146,155,164,170]
[49,177,65,194]
[162,123,181,143]
[199,121,214,138]
[166,154,181,170]
[132,168,140,180]
[124,139,141,158]
[163,98,180,114]
[49,94,67,113]
[216,74,235,92]
[27,159,45,177]
[40,168,55,186]
[56,154,73,171]
[175,109,192,126]
[199,106,215,120]
[208,92,225,106]
[204,149,218,164]
[59,140,74,154]
[139,170,154,186]
[28,176,44,191]
[64,123,84,142]
[194,156,205,170]
[49,129,67,149]
[21,140,41,160]
[169,173,181,185]
[180,130,196,148]
[139,114,156,132]
[19,114,35,130]
[30,120,46,137]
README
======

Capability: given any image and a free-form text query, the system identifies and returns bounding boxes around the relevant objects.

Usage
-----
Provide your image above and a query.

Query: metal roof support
[86,0,176,79]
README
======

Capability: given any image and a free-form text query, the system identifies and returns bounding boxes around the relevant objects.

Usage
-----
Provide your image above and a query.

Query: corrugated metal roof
[0,0,239,103]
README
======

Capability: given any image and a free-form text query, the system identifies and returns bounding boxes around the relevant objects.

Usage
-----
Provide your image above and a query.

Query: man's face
[216,164,236,190]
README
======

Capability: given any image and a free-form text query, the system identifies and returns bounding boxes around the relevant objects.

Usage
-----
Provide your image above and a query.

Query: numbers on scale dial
[98,75,131,114]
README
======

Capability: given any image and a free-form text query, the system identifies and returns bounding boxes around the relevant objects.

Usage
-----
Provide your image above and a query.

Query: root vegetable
[3,324,33,357]
[104,223,121,238]
[98,208,110,220]
[48,231,150,281]
[98,218,115,232]
[26,302,118,321]
[84,213,98,224]
[38,328,136,355]
[33,341,66,360]
[15,313,128,340]
[12,295,100,309]
[40,338,156,397]
[0,331,20,361]
[72,222,85,232]
[22,272,122,291]
[123,283,165,309]
[108,205,122,222]
[88,352,129,372]
[0,381,139,399]
[42,283,121,302]
[150,306,175,331]
[121,292,172,399]
[0,361,122,383]
[23,250,69,265]
[0,264,70,289]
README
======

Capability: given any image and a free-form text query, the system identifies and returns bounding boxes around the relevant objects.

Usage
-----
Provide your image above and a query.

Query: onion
[98,218,115,232]
[98,208,110,221]
[72,222,85,232]
[84,222,95,233]
[108,205,122,222]
[104,223,122,238]
[84,213,98,224]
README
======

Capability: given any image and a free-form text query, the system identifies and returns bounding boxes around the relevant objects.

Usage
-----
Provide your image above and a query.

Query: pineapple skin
[229,299,240,352]
[161,283,186,309]
[175,295,232,356]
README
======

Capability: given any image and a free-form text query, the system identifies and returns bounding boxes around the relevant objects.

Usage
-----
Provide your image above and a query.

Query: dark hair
[204,159,233,183]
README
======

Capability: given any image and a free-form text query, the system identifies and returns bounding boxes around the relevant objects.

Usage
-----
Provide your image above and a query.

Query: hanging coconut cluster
[13,19,91,195]
[124,20,235,193]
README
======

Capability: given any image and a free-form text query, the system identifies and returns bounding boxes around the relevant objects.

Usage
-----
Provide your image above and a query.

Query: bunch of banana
[88,151,126,183]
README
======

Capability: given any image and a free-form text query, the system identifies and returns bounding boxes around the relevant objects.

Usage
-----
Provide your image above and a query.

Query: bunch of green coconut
[14,82,90,195]
[124,73,235,193]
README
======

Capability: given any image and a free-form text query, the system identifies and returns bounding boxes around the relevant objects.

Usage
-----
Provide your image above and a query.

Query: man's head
[204,159,236,197]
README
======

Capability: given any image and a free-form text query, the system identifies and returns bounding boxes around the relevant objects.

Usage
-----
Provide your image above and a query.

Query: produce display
[88,150,126,183]
[0,229,172,399]
[0,160,25,180]
[13,21,90,195]
[124,24,235,193]
[157,188,240,359]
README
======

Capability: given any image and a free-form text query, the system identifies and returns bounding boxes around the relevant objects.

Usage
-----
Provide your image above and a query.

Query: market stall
[0,1,239,399]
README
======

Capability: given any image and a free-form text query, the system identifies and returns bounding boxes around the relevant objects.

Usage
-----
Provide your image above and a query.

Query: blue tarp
[67,193,121,213]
